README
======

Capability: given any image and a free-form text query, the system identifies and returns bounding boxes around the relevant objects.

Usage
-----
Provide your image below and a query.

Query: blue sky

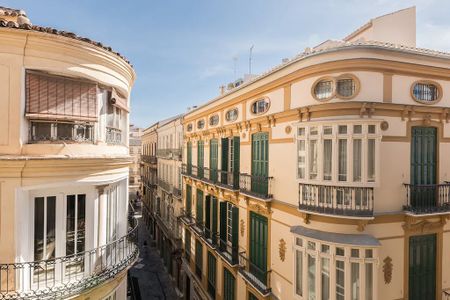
[4,0,450,128]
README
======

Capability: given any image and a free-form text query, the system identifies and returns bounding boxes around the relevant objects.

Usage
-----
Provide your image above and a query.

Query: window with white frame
[294,237,376,300]
[297,123,379,184]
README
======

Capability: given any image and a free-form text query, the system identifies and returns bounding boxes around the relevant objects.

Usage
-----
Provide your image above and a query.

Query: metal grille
[336,78,356,97]
[413,83,439,102]
[314,80,332,100]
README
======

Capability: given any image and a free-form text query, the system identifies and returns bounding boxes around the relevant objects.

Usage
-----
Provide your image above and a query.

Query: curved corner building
[180,7,450,300]
[0,6,137,300]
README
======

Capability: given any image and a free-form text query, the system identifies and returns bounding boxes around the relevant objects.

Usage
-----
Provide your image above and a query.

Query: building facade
[129,124,143,197]
[180,7,450,300]
[0,7,137,300]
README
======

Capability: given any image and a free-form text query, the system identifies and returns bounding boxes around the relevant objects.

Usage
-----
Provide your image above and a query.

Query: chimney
[219,85,225,95]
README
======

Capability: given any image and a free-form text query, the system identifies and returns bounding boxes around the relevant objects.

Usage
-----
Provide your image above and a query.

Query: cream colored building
[129,124,143,196]
[0,7,137,300]
[180,7,450,300]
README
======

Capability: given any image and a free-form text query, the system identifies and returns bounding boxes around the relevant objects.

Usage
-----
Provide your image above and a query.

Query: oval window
[412,81,441,103]
[187,124,193,132]
[197,119,205,129]
[209,114,219,126]
[336,77,357,98]
[225,108,238,122]
[313,79,333,100]
[251,98,270,114]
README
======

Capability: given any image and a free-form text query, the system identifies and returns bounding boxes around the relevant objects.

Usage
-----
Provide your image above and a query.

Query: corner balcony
[298,183,374,218]
[0,224,138,300]
[403,183,450,215]
[105,127,122,144]
[239,173,273,200]
[238,252,271,297]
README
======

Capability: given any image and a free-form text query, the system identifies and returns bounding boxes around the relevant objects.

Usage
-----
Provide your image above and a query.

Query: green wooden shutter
[198,141,204,178]
[248,292,258,300]
[223,268,236,300]
[210,139,218,182]
[185,229,191,261]
[195,240,203,278]
[250,211,268,284]
[205,195,211,238]
[186,185,192,215]
[212,196,218,245]
[187,141,192,174]
[233,136,240,189]
[219,201,227,251]
[231,206,239,264]
[196,189,203,225]
[251,132,269,195]
[207,252,217,299]
[221,138,229,184]
[409,234,436,300]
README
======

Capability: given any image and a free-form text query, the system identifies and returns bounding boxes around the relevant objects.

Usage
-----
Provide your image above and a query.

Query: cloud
[418,22,450,52]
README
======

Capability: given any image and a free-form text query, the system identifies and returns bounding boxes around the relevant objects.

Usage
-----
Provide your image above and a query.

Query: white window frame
[296,120,381,187]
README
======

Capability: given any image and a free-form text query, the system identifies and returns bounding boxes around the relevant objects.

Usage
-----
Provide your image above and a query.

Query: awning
[290,225,381,247]
[111,88,129,112]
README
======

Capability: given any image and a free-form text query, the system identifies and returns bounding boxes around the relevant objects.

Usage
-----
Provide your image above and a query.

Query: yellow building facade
[0,7,137,300]
[180,7,450,300]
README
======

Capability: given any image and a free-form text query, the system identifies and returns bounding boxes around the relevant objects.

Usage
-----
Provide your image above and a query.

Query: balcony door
[251,132,269,195]
[187,141,192,174]
[249,212,268,284]
[410,127,437,208]
[409,234,436,300]
[198,140,204,178]
[210,139,218,182]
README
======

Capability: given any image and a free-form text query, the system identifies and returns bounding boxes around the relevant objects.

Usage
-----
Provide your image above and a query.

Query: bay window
[297,122,379,185]
[293,233,378,300]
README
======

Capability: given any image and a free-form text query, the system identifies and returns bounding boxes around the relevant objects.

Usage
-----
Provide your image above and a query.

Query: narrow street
[129,208,180,300]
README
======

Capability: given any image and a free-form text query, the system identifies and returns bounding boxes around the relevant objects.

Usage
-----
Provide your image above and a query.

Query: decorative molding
[240,219,245,237]
[357,220,368,232]
[285,125,292,134]
[248,201,272,216]
[402,215,447,234]
[383,256,393,284]
[279,239,287,262]
[380,121,389,131]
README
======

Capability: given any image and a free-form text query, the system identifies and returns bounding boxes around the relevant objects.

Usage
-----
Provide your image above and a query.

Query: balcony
[0,224,138,300]
[173,186,182,198]
[239,173,273,200]
[106,127,122,144]
[156,148,182,160]
[217,239,239,266]
[141,155,157,164]
[238,252,271,297]
[29,120,94,144]
[158,179,173,194]
[203,227,218,249]
[180,208,195,225]
[404,183,450,214]
[217,170,239,190]
[298,183,374,217]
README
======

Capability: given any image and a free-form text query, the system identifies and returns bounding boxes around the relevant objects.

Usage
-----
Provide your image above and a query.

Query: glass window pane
[367,139,376,182]
[338,139,347,181]
[310,126,318,135]
[298,128,305,136]
[34,197,45,261]
[46,196,56,260]
[336,247,345,256]
[314,80,333,100]
[323,140,332,180]
[337,78,356,97]
[336,260,345,300]
[308,254,316,300]
[351,249,359,258]
[368,125,376,134]
[353,139,362,182]
[307,241,316,251]
[323,126,332,135]
[321,244,330,254]
[365,249,373,258]
[66,195,76,255]
[338,125,347,134]
[57,123,73,140]
[365,263,373,300]
[296,238,303,247]
[321,257,330,300]
[296,250,303,296]
[351,263,360,300]
[353,125,362,134]
[309,140,318,179]
[298,140,306,179]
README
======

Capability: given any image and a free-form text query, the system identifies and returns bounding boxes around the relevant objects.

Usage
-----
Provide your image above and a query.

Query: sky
[3,0,450,128]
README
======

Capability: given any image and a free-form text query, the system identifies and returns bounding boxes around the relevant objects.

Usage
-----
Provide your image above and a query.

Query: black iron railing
[299,183,374,217]
[141,155,157,164]
[180,208,195,225]
[203,228,218,248]
[238,252,271,296]
[197,166,204,180]
[239,173,273,200]
[173,187,182,198]
[0,223,138,300]
[217,238,238,266]
[404,183,450,214]
[217,170,239,190]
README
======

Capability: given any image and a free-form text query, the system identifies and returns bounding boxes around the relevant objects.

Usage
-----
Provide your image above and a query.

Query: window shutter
[231,206,239,264]
[212,196,218,245]
[219,201,227,251]
[233,137,240,188]
[205,195,211,238]
[25,71,98,121]
[221,138,228,171]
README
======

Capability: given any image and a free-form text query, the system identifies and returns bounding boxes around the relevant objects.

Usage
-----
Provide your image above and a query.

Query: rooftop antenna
[233,56,238,79]
[249,45,254,75]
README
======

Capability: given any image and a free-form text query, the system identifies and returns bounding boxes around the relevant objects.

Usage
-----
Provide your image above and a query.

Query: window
[66,194,86,275]
[187,123,193,132]
[207,252,217,299]
[223,268,236,300]
[34,196,56,279]
[411,81,441,104]
[250,98,270,114]
[297,123,379,184]
[209,114,219,126]
[197,119,205,129]
[225,108,238,122]
[219,201,238,264]
[336,77,357,98]
[313,79,333,100]
[195,240,203,278]
[30,121,94,143]
[294,237,376,300]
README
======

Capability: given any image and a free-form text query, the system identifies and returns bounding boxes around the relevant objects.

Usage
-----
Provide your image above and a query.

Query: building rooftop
[0,6,132,67]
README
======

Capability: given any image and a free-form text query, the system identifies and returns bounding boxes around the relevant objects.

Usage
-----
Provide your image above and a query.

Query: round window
[313,79,333,101]
[209,114,219,126]
[411,81,441,104]
[251,98,270,114]
[336,78,357,98]
[225,108,238,122]
[197,119,205,129]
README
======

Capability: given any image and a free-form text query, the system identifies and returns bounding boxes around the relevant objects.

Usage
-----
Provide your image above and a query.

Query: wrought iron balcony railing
[105,127,122,144]
[156,148,182,160]
[0,223,138,300]
[404,183,450,214]
[157,179,173,194]
[299,183,374,217]
[173,187,182,198]
[141,155,157,164]
[203,228,218,248]
[239,173,273,200]
[180,208,195,225]
[238,252,271,297]
[217,170,239,190]
[217,238,238,266]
